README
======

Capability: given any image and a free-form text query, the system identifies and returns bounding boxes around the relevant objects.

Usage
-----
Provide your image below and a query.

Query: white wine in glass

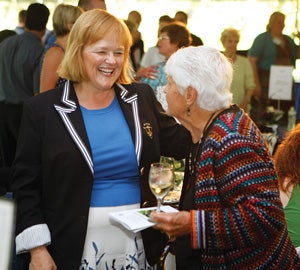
[148,162,174,212]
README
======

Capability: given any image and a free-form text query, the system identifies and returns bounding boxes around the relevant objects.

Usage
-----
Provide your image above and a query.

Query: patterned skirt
[80,204,152,270]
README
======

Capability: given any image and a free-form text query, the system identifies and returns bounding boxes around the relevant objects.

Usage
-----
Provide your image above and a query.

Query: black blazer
[12,81,190,269]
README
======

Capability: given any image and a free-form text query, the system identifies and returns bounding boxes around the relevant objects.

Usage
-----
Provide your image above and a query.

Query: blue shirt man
[0,3,49,169]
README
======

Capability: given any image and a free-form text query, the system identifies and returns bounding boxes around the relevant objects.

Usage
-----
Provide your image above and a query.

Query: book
[109,205,178,233]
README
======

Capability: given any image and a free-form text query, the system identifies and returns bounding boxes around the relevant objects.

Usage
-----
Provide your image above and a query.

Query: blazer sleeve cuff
[16,224,51,254]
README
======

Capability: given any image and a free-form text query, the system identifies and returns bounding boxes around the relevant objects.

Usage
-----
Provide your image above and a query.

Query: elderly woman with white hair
[151,46,300,269]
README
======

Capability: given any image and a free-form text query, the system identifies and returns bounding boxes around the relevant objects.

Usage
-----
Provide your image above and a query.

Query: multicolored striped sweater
[185,106,300,269]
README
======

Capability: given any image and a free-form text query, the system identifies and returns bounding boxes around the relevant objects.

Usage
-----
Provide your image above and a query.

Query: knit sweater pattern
[189,107,300,269]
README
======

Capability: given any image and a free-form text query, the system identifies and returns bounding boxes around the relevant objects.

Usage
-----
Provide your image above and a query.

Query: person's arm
[152,131,285,251]
[30,246,57,270]
[191,133,284,250]
[15,224,51,254]
[248,56,261,99]
[240,58,255,110]
[150,211,191,240]
[40,47,64,92]
[135,65,159,80]
[138,83,191,159]
[11,100,52,255]
[240,88,254,111]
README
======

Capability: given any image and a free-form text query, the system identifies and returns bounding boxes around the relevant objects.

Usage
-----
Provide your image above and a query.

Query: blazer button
[142,201,150,207]
[140,167,144,176]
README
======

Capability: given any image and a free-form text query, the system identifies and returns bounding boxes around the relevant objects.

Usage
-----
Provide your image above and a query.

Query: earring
[187,105,191,116]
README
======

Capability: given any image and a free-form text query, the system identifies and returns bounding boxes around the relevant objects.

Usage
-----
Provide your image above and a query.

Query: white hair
[165,46,233,111]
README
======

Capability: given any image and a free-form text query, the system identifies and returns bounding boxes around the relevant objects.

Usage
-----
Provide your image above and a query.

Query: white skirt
[80,204,153,270]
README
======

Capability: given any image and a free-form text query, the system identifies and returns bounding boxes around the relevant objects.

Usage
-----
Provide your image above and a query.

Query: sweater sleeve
[191,128,284,250]
[191,210,205,249]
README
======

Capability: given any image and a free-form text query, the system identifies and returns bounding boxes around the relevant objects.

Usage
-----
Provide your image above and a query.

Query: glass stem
[157,198,162,212]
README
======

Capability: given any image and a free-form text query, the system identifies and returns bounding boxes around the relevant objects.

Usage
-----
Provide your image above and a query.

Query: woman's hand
[150,210,191,240]
[29,246,57,270]
[135,65,159,80]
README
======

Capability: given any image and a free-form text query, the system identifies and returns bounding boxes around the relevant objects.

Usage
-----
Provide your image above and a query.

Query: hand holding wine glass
[148,162,174,212]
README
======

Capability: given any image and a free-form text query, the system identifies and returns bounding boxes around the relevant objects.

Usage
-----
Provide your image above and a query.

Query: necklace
[188,110,220,178]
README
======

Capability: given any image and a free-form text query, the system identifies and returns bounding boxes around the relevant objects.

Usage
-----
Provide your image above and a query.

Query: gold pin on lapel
[143,123,153,139]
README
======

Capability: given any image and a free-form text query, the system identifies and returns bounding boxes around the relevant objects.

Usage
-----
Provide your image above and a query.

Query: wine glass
[148,162,174,212]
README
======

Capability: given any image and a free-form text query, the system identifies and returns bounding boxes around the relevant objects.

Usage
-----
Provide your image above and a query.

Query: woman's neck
[55,35,69,50]
[271,29,283,39]
[224,51,236,62]
[183,108,223,143]
[74,82,115,110]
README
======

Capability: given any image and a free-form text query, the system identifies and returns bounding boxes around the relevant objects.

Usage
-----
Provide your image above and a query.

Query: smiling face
[82,33,125,91]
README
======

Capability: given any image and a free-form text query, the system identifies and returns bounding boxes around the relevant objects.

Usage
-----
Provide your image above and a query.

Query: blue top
[140,61,167,95]
[0,31,44,103]
[44,32,56,51]
[248,31,298,69]
[81,96,140,207]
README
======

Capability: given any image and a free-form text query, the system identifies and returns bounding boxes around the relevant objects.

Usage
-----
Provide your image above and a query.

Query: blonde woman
[220,28,255,112]
[12,10,189,269]
[40,4,83,92]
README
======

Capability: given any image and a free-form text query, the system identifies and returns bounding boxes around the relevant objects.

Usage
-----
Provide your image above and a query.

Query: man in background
[14,10,27,35]
[174,10,203,46]
[0,3,49,188]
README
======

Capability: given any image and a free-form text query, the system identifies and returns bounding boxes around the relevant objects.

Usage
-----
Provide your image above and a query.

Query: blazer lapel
[115,83,143,165]
[54,81,94,174]
[53,82,143,173]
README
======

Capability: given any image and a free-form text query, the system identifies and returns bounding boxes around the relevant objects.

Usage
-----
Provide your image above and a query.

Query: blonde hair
[220,28,240,45]
[58,9,133,84]
[52,4,83,37]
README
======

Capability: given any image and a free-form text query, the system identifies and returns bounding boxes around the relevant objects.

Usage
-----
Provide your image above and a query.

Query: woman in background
[220,27,255,112]
[248,11,299,123]
[40,4,83,92]
[140,22,191,110]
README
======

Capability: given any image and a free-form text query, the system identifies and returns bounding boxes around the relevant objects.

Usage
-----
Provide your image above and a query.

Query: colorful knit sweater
[185,106,300,269]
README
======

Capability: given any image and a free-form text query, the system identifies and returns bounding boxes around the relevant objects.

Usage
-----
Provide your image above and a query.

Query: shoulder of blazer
[23,88,65,114]
[115,82,157,103]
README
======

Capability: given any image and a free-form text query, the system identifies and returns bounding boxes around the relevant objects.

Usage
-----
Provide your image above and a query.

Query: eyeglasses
[158,35,170,41]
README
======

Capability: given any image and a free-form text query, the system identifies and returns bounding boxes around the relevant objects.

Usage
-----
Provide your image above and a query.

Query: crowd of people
[0,1,300,269]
